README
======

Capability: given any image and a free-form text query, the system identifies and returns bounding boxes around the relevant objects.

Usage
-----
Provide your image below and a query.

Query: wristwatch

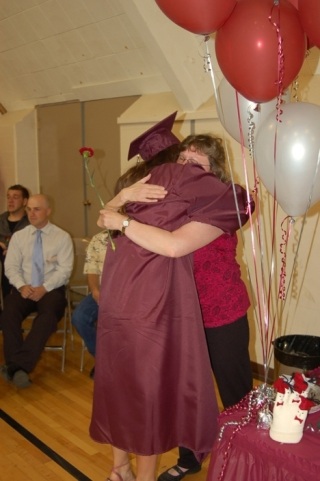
[121,216,132,235]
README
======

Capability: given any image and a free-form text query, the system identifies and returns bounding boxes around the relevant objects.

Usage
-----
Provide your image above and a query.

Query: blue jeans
[71,294,98,356]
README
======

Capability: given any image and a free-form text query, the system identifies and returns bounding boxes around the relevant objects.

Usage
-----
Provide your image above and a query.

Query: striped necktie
[31,229,44,286]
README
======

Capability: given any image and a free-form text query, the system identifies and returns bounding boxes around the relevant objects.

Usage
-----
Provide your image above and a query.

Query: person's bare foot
[107,461,135,481]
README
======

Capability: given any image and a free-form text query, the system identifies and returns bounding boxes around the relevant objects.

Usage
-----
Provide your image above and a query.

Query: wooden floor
[0,330,219,481]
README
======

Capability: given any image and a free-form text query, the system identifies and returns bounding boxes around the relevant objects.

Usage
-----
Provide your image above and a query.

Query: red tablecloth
[208,408,320,481]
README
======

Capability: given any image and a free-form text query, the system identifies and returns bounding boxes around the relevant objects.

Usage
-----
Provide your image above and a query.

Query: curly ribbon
[291,20,313,103]
[292,77,299,102]
[247,104,258,160]
[269,1,285,121]
[202,36,212,73]
[202,36,219,103]
[278,216,295,300]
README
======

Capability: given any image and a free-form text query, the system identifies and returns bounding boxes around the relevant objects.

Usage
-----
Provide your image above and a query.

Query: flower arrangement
[79,146,115,250]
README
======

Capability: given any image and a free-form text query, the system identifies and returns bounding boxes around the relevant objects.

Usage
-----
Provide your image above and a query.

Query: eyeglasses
[178,155,210,167]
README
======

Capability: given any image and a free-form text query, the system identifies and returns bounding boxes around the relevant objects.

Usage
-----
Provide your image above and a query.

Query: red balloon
[288,0,315,49]
[155,0,237,35]
[288,0,298,8]
[215,0,306,102]
[298,0,320,48]
[307,37,315,51]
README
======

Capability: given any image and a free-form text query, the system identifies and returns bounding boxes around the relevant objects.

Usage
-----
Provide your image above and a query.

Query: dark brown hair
[8,184,30,199]
[115,144,179,195]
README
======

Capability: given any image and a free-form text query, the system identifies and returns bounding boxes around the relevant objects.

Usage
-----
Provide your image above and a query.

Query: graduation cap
[127,111,180,162]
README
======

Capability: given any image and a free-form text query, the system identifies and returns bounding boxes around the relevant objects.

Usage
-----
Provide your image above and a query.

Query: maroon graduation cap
[127,111,180,162]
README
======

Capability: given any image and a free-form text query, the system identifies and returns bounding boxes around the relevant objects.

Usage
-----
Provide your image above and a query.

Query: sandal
[157,464,201,481]
[107,460,132,481]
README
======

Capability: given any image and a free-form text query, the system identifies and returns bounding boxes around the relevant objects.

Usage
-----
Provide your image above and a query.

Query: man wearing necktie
[31,229,44,288]
[0,194,74,388]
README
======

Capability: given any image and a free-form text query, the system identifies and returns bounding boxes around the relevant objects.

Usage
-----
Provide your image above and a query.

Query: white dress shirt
[5,222,74,292]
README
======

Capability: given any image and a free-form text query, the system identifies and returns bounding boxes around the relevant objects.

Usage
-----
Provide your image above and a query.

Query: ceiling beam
[120,0,214,111]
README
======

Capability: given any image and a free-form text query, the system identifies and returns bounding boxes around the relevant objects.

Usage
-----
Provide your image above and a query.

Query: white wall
[0,109,38,210]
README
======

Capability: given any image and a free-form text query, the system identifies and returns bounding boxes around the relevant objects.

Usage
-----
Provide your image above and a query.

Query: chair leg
[43,309,68,372]
[80,340,87,372]
[61,310,67,372]
[68,314,74,350]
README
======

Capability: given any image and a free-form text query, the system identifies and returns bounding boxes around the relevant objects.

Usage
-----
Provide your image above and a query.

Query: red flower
[79,146,94,158]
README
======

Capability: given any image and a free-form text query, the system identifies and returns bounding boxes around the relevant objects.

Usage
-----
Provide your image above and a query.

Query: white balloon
[254,102,320,217]
[216,77,290,148]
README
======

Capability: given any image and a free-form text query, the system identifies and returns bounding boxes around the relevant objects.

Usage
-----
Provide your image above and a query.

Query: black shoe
[158,465,201,481]
[89,366,95,379]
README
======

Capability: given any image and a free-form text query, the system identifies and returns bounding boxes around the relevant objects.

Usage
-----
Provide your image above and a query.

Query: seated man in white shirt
[0,194,74,388]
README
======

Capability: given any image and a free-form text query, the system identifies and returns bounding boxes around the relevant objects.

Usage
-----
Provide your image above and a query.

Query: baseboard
[251,361,274,384]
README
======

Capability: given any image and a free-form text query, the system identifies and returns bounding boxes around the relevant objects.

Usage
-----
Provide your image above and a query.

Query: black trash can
[273,334,320,378]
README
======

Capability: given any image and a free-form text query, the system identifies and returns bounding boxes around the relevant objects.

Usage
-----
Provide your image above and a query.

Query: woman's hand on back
[107,174,168,211]
[121,174,167,203]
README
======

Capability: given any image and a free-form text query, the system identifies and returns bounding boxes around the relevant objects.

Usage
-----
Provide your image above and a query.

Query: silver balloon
[254,102,320,217]
[216,77,290,148]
